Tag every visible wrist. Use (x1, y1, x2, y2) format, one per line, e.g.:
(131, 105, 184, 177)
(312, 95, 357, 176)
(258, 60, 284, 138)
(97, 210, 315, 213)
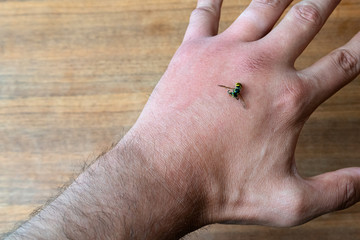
(9, 126, 212, 240)
(126, 98, 236, 227)
(118, 127, 212, 238)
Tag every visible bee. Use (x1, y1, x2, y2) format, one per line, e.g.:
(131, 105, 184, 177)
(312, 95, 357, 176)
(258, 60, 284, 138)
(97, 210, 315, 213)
(218, 82, 246, 108)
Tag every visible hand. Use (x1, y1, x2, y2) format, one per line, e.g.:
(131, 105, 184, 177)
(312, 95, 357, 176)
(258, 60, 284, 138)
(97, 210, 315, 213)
(8, 1, 359, 239)
(129, 0, 360, 227)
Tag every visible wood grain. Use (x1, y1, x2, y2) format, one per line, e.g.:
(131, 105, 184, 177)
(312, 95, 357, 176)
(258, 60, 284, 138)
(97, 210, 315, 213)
(0, 0, 359, 239)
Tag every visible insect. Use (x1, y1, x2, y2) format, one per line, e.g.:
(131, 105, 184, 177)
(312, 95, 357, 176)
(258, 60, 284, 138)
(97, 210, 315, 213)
(218, 82, 246, 108)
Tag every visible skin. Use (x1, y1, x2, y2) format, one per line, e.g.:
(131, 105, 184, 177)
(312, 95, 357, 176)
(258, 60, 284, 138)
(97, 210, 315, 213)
(6, 0, 360, 239)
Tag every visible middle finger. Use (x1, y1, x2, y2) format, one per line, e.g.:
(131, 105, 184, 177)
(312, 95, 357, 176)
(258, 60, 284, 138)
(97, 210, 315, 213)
(224, 0, 293, 41)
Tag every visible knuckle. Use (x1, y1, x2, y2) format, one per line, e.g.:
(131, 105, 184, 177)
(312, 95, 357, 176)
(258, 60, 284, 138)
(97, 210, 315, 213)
(330, 49, 360, 78)
(337, 177, 358, 210)
(293, 2, 322, 26)
(253, 0, 281, 8)
(274, 190, 308, 227)
(287, 197, 307, 226)
(191, 5, 218, 18)
(242, 55, 271, 72)
(276, 79, 308, 115)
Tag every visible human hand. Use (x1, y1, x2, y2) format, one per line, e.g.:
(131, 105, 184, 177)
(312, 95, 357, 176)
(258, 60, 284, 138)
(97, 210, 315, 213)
(129, 0, 360, 228)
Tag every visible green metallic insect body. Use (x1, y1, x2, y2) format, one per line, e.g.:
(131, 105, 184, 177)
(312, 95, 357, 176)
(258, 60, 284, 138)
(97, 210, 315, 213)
(218, 82, 246, 108)
(228, 82, 242, 98)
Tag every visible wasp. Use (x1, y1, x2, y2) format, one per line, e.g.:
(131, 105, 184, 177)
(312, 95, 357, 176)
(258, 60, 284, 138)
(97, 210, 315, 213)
(218, 82, 246, 108)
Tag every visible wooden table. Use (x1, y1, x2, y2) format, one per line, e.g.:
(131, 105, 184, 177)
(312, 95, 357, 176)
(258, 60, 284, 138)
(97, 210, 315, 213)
(0, 0, 359, 239)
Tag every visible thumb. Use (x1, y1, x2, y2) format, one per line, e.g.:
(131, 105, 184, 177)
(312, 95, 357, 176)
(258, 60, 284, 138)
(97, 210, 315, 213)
(306, 168, 360, 217)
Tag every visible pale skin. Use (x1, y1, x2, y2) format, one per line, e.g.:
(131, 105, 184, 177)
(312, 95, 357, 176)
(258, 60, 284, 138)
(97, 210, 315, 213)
(6, 0, 360, 239)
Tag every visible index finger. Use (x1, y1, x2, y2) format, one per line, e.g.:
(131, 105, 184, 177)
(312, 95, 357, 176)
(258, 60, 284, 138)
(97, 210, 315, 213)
(299, 31, 360, 108)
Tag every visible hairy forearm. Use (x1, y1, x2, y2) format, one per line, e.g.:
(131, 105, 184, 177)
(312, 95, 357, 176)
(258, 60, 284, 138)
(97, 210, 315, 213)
(7, 132, 208, 240)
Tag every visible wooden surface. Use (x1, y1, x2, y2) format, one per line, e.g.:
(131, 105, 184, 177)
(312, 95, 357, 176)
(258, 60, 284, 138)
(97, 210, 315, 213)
(0, 0, 359, 239)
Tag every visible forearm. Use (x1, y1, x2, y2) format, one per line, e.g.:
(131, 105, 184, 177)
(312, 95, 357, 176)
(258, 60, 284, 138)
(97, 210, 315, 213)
(7, 131, 208, 240)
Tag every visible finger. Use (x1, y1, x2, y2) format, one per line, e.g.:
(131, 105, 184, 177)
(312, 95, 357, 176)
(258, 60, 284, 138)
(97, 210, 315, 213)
(265, 0, 341, 63)
(224, 0, 293, 41)
(305, 167, 360, 219)
(183, 0, 223, 42)
(299, 31, 360, 107)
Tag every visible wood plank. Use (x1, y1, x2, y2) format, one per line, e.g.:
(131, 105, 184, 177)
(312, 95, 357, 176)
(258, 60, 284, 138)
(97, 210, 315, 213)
(0, 0, 359, 238)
